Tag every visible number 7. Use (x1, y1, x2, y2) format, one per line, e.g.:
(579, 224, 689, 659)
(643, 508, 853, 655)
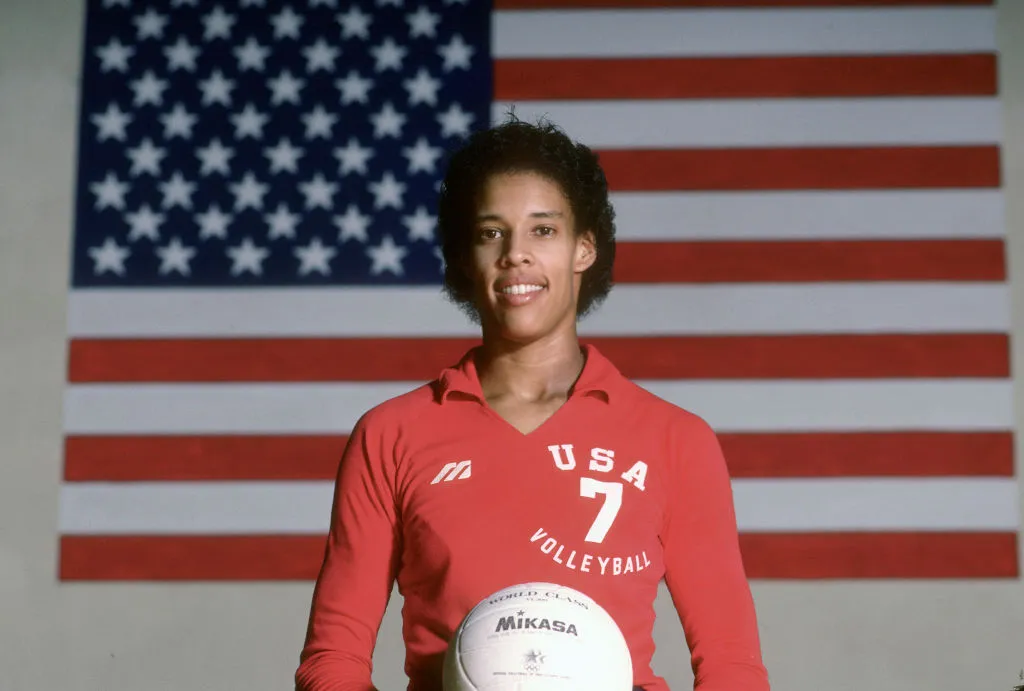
(579, 477, 623, 543)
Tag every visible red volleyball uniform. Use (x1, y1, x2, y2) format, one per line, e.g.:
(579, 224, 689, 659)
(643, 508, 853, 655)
(296, 344, 770, 691)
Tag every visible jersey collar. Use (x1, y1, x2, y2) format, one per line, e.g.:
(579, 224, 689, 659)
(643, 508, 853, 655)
(435, 343, 624, 404)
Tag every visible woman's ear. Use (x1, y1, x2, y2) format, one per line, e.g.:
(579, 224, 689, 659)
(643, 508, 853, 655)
(574, 230, 597, 273)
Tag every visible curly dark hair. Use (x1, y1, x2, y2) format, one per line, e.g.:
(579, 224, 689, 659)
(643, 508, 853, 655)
(436, 114, 617, 323)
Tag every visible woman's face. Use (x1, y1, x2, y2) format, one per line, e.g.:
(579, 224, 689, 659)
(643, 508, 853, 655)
(467, 171, 595, 344)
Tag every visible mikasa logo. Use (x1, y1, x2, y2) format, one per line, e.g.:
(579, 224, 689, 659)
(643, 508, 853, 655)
(431, 460, 472, 484)
(495, 611, 579, 636)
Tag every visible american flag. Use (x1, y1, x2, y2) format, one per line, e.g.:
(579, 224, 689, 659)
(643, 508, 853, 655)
(60, 0, 1019, 581)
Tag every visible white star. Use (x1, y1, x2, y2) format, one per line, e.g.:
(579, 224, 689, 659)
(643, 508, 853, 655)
(268, 70, 304, 105)
(196, 139, 233, 176)
(92, 103, 132, 141)
(371, 102, 405, 139)
(264, 138, 304, 174)
(96, 38, 134, 72)
(336, 6, 371, 39)
(230, 172, 269, 210)
(438, 35, 473, 71)
(404, 68, 440, 106)
(160, 103, 198, 139)
(227, 237, 269, 276)
(438, 103, 474, 138)
(126, 138, 166, 176)
(403, 206, 436, 241)
(295, 237, 337, 276)
(333, 138, 373, 175)
(171, 0, 198, 6)
(406, 7, 439, 38)
(443, 0, 468, 4)
(164, 37, 200, 71)
(377, 0, 403, 6)
(91, 173, 130, 210)
(334, 204, 370, 242)
(134, 9, 167, 40)
(434, 245, 445, 273)
(309, 0, 337, 6)
(156, 237, 197, 275)
(89, 238, 130, 276)
(202, 6, 235, 40)
(403, 137, 442, 174)
(371, 37, 406, 71)
(271, 7, 304, 39)
(231, 104, 268, 139)
(240, 0, 265, 5)
(335, 70, 372, 104)
(299, 173, 337, 210)
(303, 39, 339, 72)
(160, 172, 196, 209)
(125, 204, 165, 241)
(235, 37, 270, 71)
(103, 0, 130, 6)
(265, 203, 300, 240)
(199, 70, 235, 106)
(196, 205, 232, 239)
(366, 235, 407, 276)
(302, 105, 337, 139)
(369, 172, 405, 210)
(130, 71, 168, 107)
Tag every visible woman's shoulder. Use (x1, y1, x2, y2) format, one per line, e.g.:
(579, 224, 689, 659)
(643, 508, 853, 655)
(351, 372, 462, 440)
(616, 377, 715, 434)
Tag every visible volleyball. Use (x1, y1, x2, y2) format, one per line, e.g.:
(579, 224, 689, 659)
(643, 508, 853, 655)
(443, 582, 633, 691)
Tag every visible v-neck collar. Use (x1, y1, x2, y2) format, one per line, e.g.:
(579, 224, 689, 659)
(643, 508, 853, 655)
(433, 343, 621, 439)
(434, 343, 621, 406)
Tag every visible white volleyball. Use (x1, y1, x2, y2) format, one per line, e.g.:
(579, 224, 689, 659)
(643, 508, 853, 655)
(443, 582, 633, 691)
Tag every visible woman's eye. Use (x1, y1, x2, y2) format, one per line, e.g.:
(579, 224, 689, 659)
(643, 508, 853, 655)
(535, 226, 555, 236)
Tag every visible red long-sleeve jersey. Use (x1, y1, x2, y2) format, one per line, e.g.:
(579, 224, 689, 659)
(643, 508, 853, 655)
(296, 344, 770, 691)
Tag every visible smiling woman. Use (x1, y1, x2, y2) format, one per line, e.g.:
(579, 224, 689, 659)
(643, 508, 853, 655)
(471, 172, 589, 342)
(294, 116, 771, 691)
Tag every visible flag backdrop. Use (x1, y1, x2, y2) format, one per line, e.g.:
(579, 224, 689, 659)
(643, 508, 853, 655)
(60, 0, 1020, 581)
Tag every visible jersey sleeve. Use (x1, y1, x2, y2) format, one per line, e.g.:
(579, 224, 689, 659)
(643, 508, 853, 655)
(660, 415, 771, 691)
(295, 409, 403, 691)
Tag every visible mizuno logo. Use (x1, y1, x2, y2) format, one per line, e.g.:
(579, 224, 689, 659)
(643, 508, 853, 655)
(431, 460, 472, 484)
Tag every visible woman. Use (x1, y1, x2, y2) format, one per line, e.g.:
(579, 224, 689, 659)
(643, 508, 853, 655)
(295, 117, 771, 691)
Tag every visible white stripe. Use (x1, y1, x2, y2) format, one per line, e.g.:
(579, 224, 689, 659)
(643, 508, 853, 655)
(62, 380, 1013, 434)
(58, 479, 1020, 534)
(67, 284, 1010, 337)
(59, 482, 335, 535)
(610, 190, 1006, 241)
(493, 8, 996, 57)
(732, 478, 1020, 532)
(493, 98, 1001, 148)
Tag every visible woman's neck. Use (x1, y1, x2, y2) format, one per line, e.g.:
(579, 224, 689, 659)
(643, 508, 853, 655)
(475, 330, 585, 404)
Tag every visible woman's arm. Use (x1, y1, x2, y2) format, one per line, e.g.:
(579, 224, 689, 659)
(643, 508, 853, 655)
(660, 415, 771, 691)
(295, 410, 403, 691)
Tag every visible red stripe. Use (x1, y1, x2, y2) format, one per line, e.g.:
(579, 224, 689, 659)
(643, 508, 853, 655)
(64, 239, 1012, 288)
(615, 239, 1005, 283)
(598, 147, 1000, 191)
(64, 436, 347, 482)
(496, 55, 997, 99)
(67, 334, 1009, 383)
(496, 0, 992, 6)
(59, 535, 328, 581)
(58, 532, 1017, 581)
(740, 532, 1018, 579)
(720, 432, 1014, 478)
(63, 432, 1014, 482)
